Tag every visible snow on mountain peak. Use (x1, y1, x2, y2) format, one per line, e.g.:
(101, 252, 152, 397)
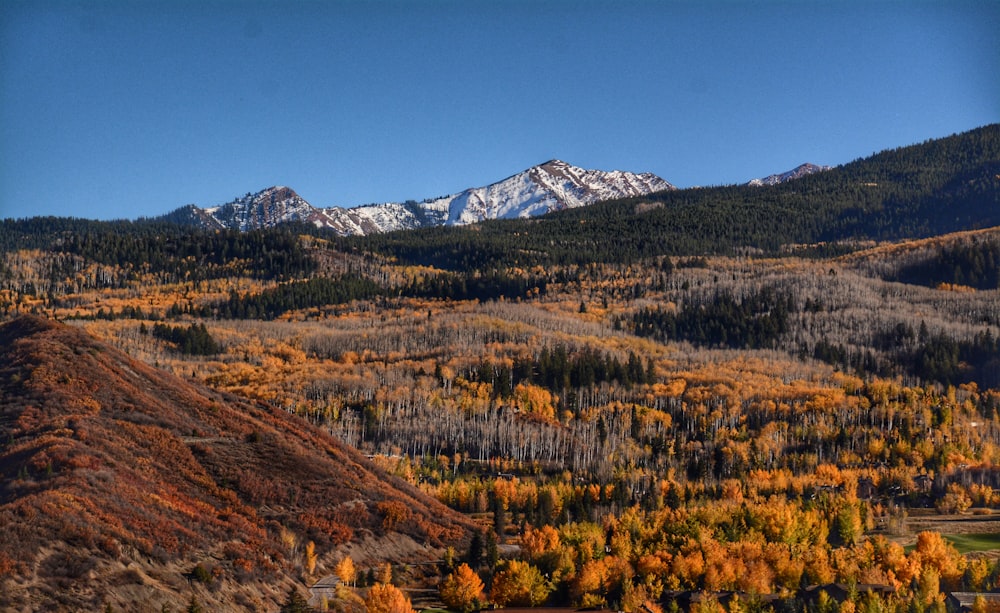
(203, 186, 316, 231)
(747, 163, 831, 186)
(171, 161, 676, 235)
(437, 160, 675, 227)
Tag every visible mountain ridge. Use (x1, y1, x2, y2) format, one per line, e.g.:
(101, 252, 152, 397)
(162, 160, 676, 235)
(343, 124, 1000, 269)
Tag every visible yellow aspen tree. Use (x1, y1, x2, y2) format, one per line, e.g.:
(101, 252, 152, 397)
(304, 541, 317, 576)
(377, 562, 392, 585)
(364, 583, 415, 613)
(439, 563, 485, 613)
(335, 556, 356, 587)
(489, 559, 552, 607)
(520, 524, 561, 559)
(913, 531, 966, 590)
(572, 558, 610, 604)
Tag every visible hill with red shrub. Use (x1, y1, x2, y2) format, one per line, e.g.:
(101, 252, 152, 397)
(0, 316, 473, 611)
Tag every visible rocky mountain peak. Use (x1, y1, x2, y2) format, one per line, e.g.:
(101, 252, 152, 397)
(747, 163, 832, 186)
(164, 161, 676, 235)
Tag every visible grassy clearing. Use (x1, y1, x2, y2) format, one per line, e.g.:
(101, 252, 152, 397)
(942, 533, 1000, 554)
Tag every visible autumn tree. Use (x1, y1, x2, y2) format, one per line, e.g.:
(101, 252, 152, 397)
(281, 526, 298, 556)
(912, 530, 966, 591)
(489, 559, 552, 607)
(834, 499, 863, 547)
(304, 540, 318, 576)
(377, 562, 393, 585)
(520, 524, 561, 560)
(364, 583, 415, 613)
(439, 563, 485, 613)
(335, 556, 357, 587)
(333, 585, 366, 613)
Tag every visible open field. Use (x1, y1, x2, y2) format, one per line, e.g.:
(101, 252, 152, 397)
(897, 509, 1000, 555)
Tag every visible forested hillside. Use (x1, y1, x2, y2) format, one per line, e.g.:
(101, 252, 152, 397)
(341, 124, 1000, 269)
(2, 126, 1000, 612)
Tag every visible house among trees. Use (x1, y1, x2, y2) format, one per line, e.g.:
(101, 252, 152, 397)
(801, 584, 895, 606)
(856, 476, 877, 500)
(663, 590, 780, 611)
(945, 591, 1000, 613)
(914, 474, 933, 493)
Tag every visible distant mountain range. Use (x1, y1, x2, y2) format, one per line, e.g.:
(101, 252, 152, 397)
(346, 125, 999, 269)
(160, 160, 830, 236)
(162, 159, 677, 235)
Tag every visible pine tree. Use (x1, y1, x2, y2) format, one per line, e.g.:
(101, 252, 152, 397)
(280, 588, 313, 613)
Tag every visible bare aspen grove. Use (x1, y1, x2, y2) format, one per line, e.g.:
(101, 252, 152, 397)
(3, 222, 1000, 611)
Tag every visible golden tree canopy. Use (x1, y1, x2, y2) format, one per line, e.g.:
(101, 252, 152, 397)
(489, 559, 552, 607)
(335, 556, 357, 586)
(364, 583, 416, 613)
(439, 563, 485, 613)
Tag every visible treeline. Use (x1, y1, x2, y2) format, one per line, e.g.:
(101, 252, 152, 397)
(0, 218, 317, 285)
(403, 269, 547, 302)
(338, 124, 1000, 270)
(205, 276, 383, 319)
(61, 304, 159, 321)
(813, 325, 1000, 388)
(912, 330, 999, 387)
(193, 269, 545, 321)
(467, 345, 656, 400)
(147, 322, 220, 355)
(892, 237, 1000, 289)
(624, 287, 796, 350)
(4, 126, 997, 282)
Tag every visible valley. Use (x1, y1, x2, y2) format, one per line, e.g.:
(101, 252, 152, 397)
(1, 125, 999, 612)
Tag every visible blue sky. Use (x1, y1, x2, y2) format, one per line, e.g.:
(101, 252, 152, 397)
(1, 0, 997, 221)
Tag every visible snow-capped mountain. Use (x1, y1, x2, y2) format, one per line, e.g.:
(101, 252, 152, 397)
(747, 163, 831, 186)
(319, 200, 445, 236)
(433, 159, 675, 227)
(202, 186, 326, 232)
(165, 161, 674, 235)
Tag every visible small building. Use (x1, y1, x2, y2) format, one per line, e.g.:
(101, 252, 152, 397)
(801, 583, 894, 606)
(913, 474, 933, 493)
(662, 590, 779, 611)
(857, 476, 877, 500)
(946, 591, 1000, 613)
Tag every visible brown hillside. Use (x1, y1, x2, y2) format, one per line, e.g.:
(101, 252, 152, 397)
(0, 315, 473, 612)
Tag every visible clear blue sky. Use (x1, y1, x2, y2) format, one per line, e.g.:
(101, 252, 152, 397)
(1, 0, 997, 221)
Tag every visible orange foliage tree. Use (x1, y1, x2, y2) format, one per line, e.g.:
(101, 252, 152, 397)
(490, 559, 552, 607)
(364, 583, 416, 613)
(439, 563, 485, 613)
(335, 556, 356, 586)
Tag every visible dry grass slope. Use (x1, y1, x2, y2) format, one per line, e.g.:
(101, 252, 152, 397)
(0, 316, 473, 612)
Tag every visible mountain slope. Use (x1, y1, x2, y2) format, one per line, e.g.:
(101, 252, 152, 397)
(165, 160, 674, 235)
(435, 159, 675, 227)
(345, 124, 1000, 269)
(203, 186, 333, 232)
(0, 316, 472, 611)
